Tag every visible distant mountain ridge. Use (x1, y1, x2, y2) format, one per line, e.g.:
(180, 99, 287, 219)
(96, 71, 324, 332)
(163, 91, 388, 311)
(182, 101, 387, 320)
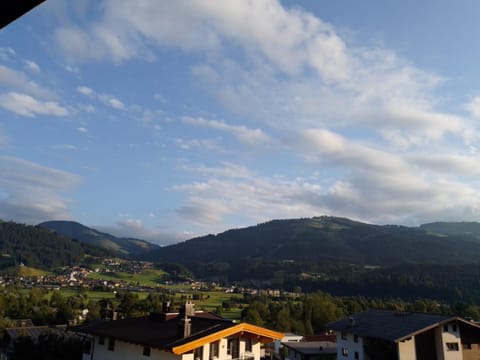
(151, 216, 480, 266)
(420, 221, 480, 239)
(38, 220, 160, 259)
(0, 221, 105, 270)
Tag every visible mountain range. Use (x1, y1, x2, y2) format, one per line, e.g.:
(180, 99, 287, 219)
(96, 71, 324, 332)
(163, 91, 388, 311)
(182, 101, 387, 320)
(150, 216, 480, 266)
(38, 220, 160, 258)
(29, 217, 480, 267)
(3, 216, 480, 301)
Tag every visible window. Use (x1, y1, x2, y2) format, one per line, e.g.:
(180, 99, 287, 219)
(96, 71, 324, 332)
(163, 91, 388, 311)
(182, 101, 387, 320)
(228, 338, 239, 359)
(354, 352, 359, 360)
(210, 342, 219, 359)
(83, 341, 91, 355)
(194, 346, 203, 360)
(245, 338, 252, 352)
(108, 337, 115, 351)
(443, 324, 449, 332)
(452, 323, 457, 332)
(98, 336, 105, 345)
(341, 347, 348, 357)
(143, 346, 151, 357)
(463, 343, 472, 350)
(446, 342, 459, 351)
(341, 331, 347, 340)
(353, 334, 358, 343)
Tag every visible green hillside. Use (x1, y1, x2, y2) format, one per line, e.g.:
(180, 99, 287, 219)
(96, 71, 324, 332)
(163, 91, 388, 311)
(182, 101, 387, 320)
(38, 220, 160, 259)
(152, 216, 480, 266)
(0, 221, 92, 269)
(420, 222, 480, 239)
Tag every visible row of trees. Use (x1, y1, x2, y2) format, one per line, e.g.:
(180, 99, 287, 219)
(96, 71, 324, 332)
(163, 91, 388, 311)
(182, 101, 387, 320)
(3, 287, 480, 338)
(239, 292, 480, 334)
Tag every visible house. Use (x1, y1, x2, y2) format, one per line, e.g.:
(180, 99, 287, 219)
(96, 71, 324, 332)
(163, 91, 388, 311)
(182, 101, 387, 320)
(72, 301, 283, 360)
(327, 309, 480, 360)
(273, 333, 303, 358)
(282, 340, 336, 360)
(273, 332, 337, 360)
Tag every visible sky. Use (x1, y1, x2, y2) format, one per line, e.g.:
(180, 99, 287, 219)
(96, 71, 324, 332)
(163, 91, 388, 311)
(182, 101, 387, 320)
(2, 0, 480, 245)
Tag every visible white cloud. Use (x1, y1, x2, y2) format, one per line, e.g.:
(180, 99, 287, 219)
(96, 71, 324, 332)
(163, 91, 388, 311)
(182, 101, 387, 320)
(412, 154, 480, 176)
(174, 138, 223, 152)
(77, 127, 88, 134)
(108, 97, 125, 110)
(53, 2, 469, 143)
(0, 92, 69, 117)
(23, 59, 40, 73)
(77, 86, 94, 96)
(188, 162, 252, 179)
(77, 85, 125, 110)
(98, 218, 182, 245)
(466, 96, 480, 118)
(173, 176, 325, 230)
(0, 65, 54, 99)
(48, 1, 480, 230)
(0, 156, 81, 223)
(0, 47, 16, 61)
(182, 116, 269, 145)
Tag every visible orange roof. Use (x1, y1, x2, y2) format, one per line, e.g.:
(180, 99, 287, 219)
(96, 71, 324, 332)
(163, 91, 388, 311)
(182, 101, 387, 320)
(171, 323, 284, 355)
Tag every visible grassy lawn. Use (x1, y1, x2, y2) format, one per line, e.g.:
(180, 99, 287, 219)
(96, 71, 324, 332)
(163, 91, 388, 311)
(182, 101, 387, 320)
(87, 269, 167, 287)
(17, 266, 50, 277)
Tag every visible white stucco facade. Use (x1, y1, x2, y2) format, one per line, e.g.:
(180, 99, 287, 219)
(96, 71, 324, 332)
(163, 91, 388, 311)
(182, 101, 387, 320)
(336, 331, 364, 360)
(335, 321, 467, 360)
(397, 336, 415, 360)
(434, 321, 463, 360)
(83, 334, 261, 360)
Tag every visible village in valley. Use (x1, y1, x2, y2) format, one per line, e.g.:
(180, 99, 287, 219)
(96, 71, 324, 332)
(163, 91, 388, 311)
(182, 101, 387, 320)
(3, 1, 480, 359)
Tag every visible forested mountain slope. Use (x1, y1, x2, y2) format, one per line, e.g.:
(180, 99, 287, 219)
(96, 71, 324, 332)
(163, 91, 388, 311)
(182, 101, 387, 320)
(0, 221, 100, 269)
(38, 220, 159, 259)
(152, 216, 480, 266)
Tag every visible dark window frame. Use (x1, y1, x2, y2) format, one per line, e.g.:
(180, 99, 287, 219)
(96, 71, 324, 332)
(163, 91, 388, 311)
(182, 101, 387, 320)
(210, 341, 219, 359)
(108, 337, 115, 351)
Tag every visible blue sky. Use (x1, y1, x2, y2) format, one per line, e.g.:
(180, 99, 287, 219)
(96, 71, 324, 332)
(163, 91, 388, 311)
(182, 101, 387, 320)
(2, 0, 480, 244)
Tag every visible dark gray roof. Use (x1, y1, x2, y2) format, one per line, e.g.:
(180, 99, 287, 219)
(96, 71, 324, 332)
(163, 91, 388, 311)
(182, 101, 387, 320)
(5, 325, 69, 341)
(327, 309, 458, 342)
(72, 312, 235, 349)
(283, 341, 336, 355)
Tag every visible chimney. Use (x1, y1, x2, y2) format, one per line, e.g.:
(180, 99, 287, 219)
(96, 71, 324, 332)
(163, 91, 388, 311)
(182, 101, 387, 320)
(349, 317, 356, 327)
(162, 301, 171, 313)
(178, 316, 192, 338)
(178, 301, 194, 338)
(185, 301, 195, 317)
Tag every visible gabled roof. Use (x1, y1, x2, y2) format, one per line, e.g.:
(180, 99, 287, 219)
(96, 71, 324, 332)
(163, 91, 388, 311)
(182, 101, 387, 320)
(72, 312, 283, 354)
(327, 309, 480, 343)
(170, 323, 284, 354)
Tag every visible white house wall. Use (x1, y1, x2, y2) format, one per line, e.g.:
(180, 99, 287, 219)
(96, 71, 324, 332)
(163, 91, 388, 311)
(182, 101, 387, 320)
(434, 323, 463, 360)
(84, 335, 262, 360)
(85, 336, 181, 360)
(336, 332, 364, 360)
(397, 337, 415, 360)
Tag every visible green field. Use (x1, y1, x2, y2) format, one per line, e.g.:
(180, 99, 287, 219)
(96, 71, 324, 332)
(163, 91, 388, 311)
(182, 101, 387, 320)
(17, 266, 50, 277)
(87, 269, 167, 287)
